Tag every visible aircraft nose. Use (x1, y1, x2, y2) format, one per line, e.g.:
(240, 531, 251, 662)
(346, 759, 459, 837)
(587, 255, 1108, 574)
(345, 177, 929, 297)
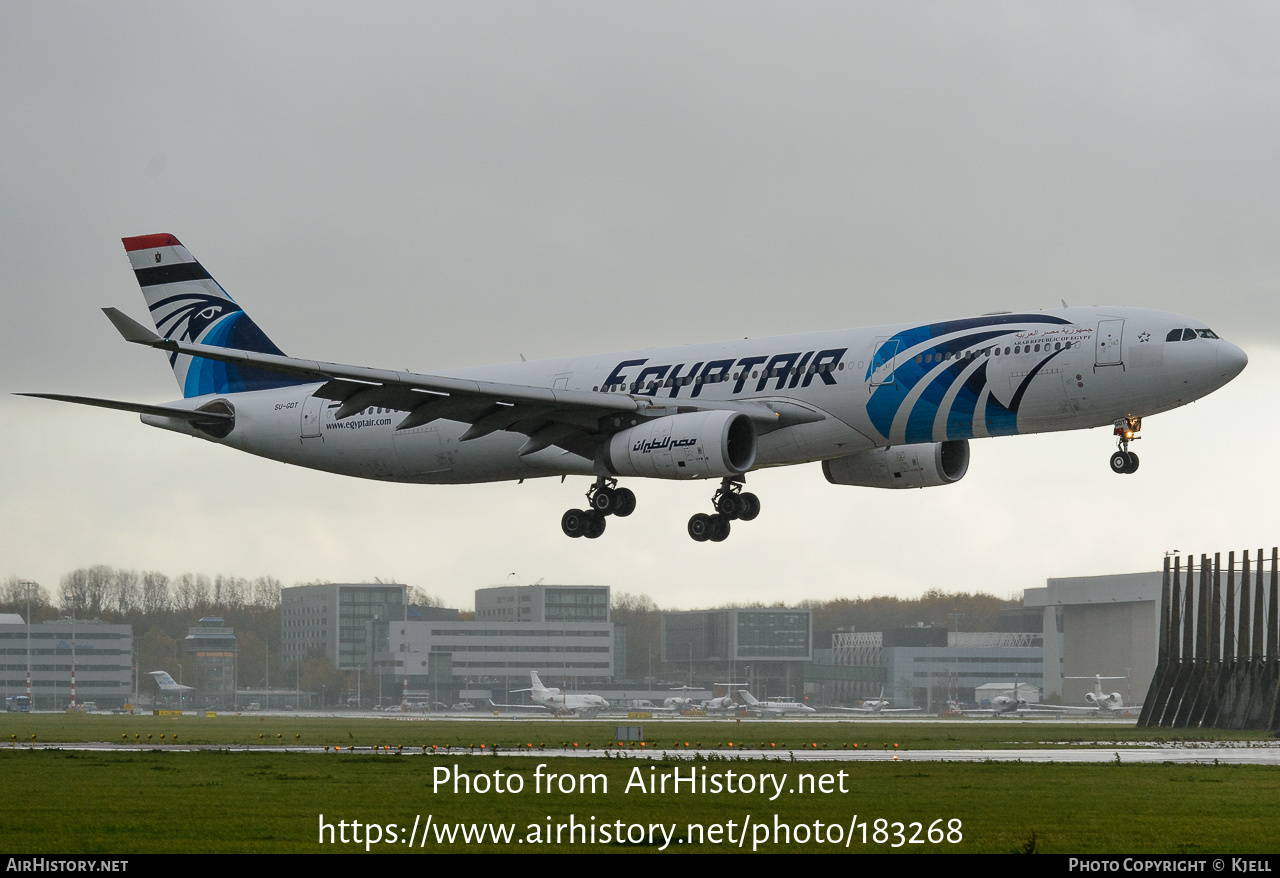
(1218, 342, 1248, 381)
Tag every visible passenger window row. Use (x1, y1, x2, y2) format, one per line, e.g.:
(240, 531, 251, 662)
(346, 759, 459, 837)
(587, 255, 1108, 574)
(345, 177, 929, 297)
(914, 341, 1075, 365)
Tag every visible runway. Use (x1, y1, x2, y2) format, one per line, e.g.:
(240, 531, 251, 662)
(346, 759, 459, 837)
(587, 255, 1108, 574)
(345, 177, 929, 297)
(10, 741, 1280, 764)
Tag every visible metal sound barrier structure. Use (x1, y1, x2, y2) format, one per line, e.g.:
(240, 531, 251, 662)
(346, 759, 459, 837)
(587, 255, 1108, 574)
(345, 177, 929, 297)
(1138, 549, 1280, 730)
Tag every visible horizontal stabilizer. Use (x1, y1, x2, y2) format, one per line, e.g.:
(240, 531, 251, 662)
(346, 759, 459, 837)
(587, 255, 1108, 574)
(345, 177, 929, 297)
(16, 393, 233, 424)
(102, 307, 166, 346)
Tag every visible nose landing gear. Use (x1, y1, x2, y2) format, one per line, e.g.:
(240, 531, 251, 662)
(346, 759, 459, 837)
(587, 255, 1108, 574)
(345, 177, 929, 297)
(1109, 416, 1141, 475)
(688, 478, 761, 542)
(562, 477, 636, 539)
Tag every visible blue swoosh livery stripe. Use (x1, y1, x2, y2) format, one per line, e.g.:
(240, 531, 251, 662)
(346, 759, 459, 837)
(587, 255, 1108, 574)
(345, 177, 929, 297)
(866, 314, 1073, 443)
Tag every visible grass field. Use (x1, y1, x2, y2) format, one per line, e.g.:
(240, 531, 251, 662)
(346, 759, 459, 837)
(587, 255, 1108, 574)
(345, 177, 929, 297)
(2, 713, 1277, 854)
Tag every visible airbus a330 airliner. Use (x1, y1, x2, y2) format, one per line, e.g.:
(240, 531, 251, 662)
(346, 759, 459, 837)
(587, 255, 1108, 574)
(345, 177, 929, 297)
(23, 234, 1247, 542)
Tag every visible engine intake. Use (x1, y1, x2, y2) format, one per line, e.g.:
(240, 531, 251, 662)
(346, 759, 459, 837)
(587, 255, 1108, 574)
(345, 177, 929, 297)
(605, 410, 757, 479)
(822, 440, 969, 489)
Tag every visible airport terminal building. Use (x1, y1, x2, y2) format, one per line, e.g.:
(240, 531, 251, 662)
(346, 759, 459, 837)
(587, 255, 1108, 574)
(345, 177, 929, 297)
(660, 607, 812, 700)
(380, 584, 619, 704)
(816, 628, 1046, 709)
(0, 615, 134, 710)
(281, 583, 408, 671)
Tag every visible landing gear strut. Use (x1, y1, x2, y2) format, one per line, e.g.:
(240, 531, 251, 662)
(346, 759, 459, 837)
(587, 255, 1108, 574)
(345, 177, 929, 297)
(561, 477, 636, 539)
(1109, 416, 1141, 475)
(688, 478, 761, 542)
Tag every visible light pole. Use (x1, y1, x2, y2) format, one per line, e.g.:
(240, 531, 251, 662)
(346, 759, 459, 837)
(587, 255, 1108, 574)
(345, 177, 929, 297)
(20, 580, 36, 710)
(70, 588, 76, 709)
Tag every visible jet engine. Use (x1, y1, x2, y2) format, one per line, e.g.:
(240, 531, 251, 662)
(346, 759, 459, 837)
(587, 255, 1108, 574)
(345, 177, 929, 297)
(604, 410, 757, 479)
(1085, 691, 1122, 706)
(822, 439, 969, 489)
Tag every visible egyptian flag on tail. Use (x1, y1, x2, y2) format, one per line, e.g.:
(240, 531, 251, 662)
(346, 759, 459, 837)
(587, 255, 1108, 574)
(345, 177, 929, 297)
(123, 234, 310, 398)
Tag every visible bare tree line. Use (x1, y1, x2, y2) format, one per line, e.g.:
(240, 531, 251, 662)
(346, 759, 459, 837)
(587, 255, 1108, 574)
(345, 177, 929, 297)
(2, 567, 283, 619)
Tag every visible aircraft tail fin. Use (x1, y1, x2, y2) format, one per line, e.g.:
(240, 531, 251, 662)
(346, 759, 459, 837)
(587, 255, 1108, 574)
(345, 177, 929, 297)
(530, 671, 545, 690)
(739, 690, 760, 705)
(148, 669, 194, 692)
(122, 234, 310, 398)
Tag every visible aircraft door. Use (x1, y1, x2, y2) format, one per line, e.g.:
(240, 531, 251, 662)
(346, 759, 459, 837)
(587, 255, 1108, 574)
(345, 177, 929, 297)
(301, 396, 324, 440)
(1095, 319, 1124, 368)
(870, 337, 899, 387)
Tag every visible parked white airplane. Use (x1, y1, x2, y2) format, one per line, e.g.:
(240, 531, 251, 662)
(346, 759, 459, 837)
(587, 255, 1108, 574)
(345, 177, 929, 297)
(512, 671, 610, 718)
(1066, 675, 1143, 714)
(148, 670, 193, 693)
(829, 687, 923, 715)
(663, 686, 702, 712)
(741, 691, 816, 716)
(987, 690, 1029, 717)
(701, 693, 742, 714)
(972, 680, 1081, 718)
(23, 234, 1247, 541)
(963, 680, 1035, 717)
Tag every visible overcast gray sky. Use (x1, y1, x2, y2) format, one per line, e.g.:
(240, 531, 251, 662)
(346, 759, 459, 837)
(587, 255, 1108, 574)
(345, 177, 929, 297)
(2, 2, 1278, 611)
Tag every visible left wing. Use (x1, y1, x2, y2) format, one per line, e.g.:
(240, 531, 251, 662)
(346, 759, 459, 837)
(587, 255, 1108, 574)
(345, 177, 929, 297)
(102, 308, 818, 460)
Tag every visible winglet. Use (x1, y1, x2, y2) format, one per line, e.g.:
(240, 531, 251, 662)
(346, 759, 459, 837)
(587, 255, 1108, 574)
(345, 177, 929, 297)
(102, 307, 166, 346)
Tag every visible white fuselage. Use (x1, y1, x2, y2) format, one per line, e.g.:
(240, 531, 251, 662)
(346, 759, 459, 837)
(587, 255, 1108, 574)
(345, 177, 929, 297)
(529, 687, 609, 713)
(754, 700, 816, 716)
(142, 306, 1246, 485)
(990, 696, 1024, 715)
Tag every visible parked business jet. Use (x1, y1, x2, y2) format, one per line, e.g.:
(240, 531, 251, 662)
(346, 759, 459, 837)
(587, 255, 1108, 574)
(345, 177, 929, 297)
(961, 680, 1034, 717)
(22, 234, 1247, 541)
(1066, 675, 1143, 714)
(702, 693, 742, 714)
(828, 687, 923, 715)
(512, 671, 610, 718)
(741, 691, 816, 717)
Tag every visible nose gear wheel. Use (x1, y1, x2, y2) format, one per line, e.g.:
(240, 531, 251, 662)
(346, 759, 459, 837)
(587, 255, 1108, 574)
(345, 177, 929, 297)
(1109, 416, 1142, 475)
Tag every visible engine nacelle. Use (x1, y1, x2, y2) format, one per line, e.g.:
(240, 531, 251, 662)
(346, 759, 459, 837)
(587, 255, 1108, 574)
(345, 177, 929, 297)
(822, 440, 969, 489)
(604, 410, 757, 479)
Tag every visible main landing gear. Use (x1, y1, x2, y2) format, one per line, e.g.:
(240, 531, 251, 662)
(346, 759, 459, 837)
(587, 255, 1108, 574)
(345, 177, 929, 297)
(1109, 415, 1142, 475)
(561, 477, 636, 539)
(688, 478, 761, 543)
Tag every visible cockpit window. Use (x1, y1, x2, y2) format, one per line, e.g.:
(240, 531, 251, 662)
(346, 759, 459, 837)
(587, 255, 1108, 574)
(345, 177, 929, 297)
(1182, 328, 1197, 341)
(1197, 329, 1220, 339)
(1166, 329, 1182, 342)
